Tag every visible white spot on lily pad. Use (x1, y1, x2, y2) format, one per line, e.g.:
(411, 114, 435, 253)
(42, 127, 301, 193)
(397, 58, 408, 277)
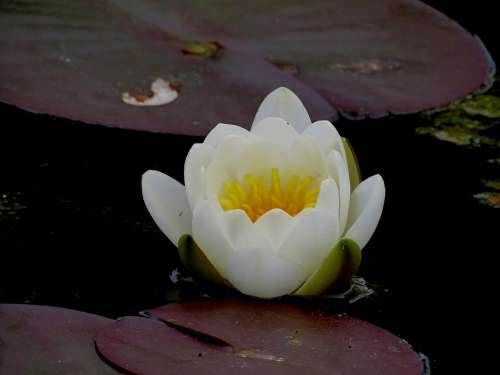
(122, 78, 179, 106)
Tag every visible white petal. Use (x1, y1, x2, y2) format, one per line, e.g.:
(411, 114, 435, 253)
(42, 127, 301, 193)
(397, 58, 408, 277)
(203, 135, 252, 197)
(252, 87, 311, 133)
(192, 198, 233, 278)
(277, 208, 339, 277)
(221, 209, 272, 252)
(328, 150, 351, 234)
(344, 174, 385, 250)
(226, 250, 307, 298)
(316, 178, 340, 221)
(254, 209, 294, 250)
(142, 170, 192, 246)
(251, 117, 299, 148)
(302, 120, 346, 160)
(204, 123, 250, 148)
(214, 135, 252, 177)
(184, 143, 214, 210)
(233, 140, 289, 182)
(204, 154, 231, 200)
(288, 136, 329, 180)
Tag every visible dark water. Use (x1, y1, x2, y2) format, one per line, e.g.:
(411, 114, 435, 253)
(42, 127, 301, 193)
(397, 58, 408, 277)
(0, 1, 498, 374)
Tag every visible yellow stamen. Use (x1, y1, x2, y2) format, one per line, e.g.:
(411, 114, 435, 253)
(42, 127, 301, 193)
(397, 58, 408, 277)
(218, 168, 319, 222)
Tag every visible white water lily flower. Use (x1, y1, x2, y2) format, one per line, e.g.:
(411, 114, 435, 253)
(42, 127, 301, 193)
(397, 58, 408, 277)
(142, 87, 385, 299)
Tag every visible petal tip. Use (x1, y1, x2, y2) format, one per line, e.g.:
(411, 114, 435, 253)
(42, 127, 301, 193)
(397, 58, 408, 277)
(253, 87, 311, 132)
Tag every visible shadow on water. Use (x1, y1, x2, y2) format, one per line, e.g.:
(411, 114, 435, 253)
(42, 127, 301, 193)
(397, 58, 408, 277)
(0, 1, 498, 374)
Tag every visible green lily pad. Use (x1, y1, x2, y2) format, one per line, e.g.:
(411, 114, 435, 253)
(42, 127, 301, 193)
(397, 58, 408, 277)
(416, 78, 500, 149)
(415, 125, 499, 147)
(481, 179, 500, 190)
(178, 234, 230, 287)
(293, 239, 361, 297)
(342, 137, 361, 191)
(461, 95, 500, 118)
(432, 110, 490, 130)
(0, 193, 26, 222)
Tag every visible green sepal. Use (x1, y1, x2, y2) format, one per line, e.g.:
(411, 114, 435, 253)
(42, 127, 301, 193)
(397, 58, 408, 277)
(293, 238, 361, 297)
(342, 137, 361, 192)
(177, 234, 231, 286)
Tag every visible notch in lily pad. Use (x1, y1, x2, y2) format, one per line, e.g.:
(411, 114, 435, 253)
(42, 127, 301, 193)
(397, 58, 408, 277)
(181, 40, 224, 58)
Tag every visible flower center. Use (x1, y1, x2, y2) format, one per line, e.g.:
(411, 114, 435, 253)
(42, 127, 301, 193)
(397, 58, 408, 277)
(218, 168, 319, 222)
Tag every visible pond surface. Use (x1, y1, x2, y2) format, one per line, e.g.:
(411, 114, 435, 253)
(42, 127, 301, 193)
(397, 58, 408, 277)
(0, 1, 498, 374)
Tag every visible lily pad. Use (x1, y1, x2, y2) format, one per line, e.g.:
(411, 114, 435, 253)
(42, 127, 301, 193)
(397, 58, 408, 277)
(0, 0, 335, 136)
(416, 88, 500, 148)
(415, 125, 499, 147)
(133, 299, 424, 375)
(461, 95, 500, 118)
(198, 0, 494, 118)
(96, 316, 303, 374)
(0, 304, 120, 375)
(0, 0, 494, 135)
(481, 179, 500, 190)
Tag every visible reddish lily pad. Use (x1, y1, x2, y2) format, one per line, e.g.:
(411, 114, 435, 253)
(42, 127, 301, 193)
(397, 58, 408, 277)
(0, 304, 120, 375)
(96, 316, 305, 375)
(215, 0, 494, 118)
(0, 1, 494, 135)
(0, 0, 335, 136)
(97, 299, 424, 374)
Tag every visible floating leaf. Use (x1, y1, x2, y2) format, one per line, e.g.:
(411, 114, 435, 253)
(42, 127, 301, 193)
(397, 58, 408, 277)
(416, 96, 500, 148)
(0, 0, 494, 134)
(481, 179, 500, 190)
(0, 304, 120, 375)
(461, 95, 500, 118)
(432, 110, 490, 130)
(0, 193, 26, 222)
(96, 316, 305, 375)
(0, 0, 335, 136)
(124, 299, 424, 375)
(416, 123, 499, 147)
